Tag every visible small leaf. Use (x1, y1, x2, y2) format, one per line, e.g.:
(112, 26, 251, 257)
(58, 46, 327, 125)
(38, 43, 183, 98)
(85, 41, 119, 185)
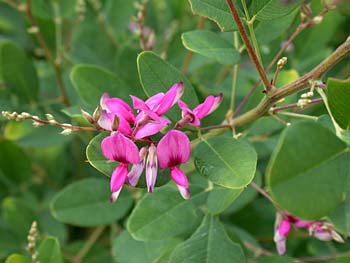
(188, 0, 239, 31)
(137, 51, 199, 108)
(267, 121, 349, 219)
(207, 186, 243, 215)
(194, 136, 257, 188)
(0, 41, 38, 103)
(70, 64, 130, 107)
(5, 254, 31, 263)
(169, 215, 246, 263)
(50, 178, 133, 226)
(38, 236, 63, 263)
(182, 30, 240, 65)
(127, 185, 206, 241)
(327, 78, 350, 129)
(112, 231, 181, 263)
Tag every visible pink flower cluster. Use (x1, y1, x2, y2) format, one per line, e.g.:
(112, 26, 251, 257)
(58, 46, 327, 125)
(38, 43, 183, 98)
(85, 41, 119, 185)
(99, 82, 223, 202)
(274, 212, 344, 255)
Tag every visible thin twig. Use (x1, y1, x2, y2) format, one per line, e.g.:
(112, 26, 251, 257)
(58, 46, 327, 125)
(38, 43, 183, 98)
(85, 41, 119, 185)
(270, 98, 323, 113)
(296, 252, 350, 263)
(233, 6, 332, 116)
(250, 182, 277, 205)
(226, 0, 271, 92)
(181, 17, 206, 74)
(276, 111, 319, 121)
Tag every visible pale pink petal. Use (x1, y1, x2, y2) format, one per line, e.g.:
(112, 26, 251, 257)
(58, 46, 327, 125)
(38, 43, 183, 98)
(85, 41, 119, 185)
(274, 233, 287, 256)
(105, 98, 135, 123)
(157, 130, 190, 169)
(170, 167, 188, 187)
(154, 82, 184, 115)
(127, 147, 148, 186)
(134, 122, 166, 139)
(193, 93, 223, 119)
(146, 144, 158, 192)
(177, 185, 190, 200)
(98, 110, 112, 130)
(100, 93, 110, 110)
(110, 188, 122, 203)
(101, 132, 140, 164)
(312, 228, 332, 241)
(110, 164, 128, 192)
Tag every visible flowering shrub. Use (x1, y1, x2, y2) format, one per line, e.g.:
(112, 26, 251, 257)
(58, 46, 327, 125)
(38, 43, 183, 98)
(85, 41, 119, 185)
(0, 0, 350, 263)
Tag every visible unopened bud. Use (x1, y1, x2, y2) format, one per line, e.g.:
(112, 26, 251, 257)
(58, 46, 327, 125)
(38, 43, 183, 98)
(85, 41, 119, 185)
(61, 128, 73, 135)
(331, 230, 344, 243)
(93, 106, 102, 122)
(81, 109, 94, 124)
(21, 112, 31, 118)
(45, 113, 55, 121)
(27, 26, 39, 34)
(111, 115, 119, 131)
(312, 16, 323, 25)
(301, 3, 312, 17)
(277, 57, 288, 68)
(49, 119, 57, 125)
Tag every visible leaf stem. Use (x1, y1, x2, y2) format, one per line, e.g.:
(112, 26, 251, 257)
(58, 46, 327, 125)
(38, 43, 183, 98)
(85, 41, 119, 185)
(228, 32, 240, 115)
(276, 111, 319, 121)
(226, 0, 271, 92)
(270, 98, 323, 113)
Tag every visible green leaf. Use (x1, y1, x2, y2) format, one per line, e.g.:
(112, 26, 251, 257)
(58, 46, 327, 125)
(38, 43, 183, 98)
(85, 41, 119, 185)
(5, 254, 31, 263)
(327, 78, 350, 129)
(169, 215, 245, 263)
(70, 64, 130, 107)
(267, 121, 349, 219)
(0, 41, 38, 103)
(0, 139, 31, 184)
(112, 231, 181, 263)
(256, 256, 295, 263)
(194, 136, 257, 188)
(207, 186, 243, 215)
(127, 185, 206, 241)
(188, 0, 238, 31)
(182, 30, 240, 65)
(86, 133, 116, 177)
(50, 178, 133, 226)
(38, 236, 63, 263)
(249, 0, 301, 21)
(137, 51, 199, 109)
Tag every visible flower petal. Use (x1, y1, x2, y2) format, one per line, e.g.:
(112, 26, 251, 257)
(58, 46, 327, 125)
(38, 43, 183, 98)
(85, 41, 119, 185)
(127, 147, 148, 186)
(170, 167, 188, 187)
(101, 132, 140, 164)
(157, 130, 190, 168)
(177, 185, 190, 200)
(100, 93, 110, 110)
(193, 93, 223, 120)
(97, 109, 113, 131)
(110, 188, 122, 203)
(134, 122, 166, 139)
(274, 232, 287, 256)
(110, 163, 128, 192)
(105, 98, 135, 123)
(146, 144, 158, 192)
(145, 93, 164, 109)
(154, 82, 184, 115)
(278, 219, 291, 237)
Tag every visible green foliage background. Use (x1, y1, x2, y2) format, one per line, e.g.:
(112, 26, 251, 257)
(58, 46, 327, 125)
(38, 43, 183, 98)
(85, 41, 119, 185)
(0, 0, 350, 262)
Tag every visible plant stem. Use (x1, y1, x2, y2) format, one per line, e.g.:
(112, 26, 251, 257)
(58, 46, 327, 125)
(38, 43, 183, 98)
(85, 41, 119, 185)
(241, 0, 262, 64)
(270, 98, 323, 113)
(22, 0, 70, 106)
(228, 32, 240, 114)
(226, 0, 271, 92)
(276, 111, 319, 121)
(233, 6, 332, 116)
(181, 17, 206, 74)
(74, 226, 105, 263)
(296, 252, 350, 263)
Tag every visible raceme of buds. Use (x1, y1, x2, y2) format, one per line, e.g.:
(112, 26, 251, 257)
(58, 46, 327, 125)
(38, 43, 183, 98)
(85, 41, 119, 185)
(274, 212, 344, 255)
(98, 82, 223, 202)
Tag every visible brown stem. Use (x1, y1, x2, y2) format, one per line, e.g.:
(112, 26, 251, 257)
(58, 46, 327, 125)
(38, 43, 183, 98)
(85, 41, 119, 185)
(181, 17, 206, 74)
(226, 0, 271, 92)
(250, 182, 277, 205)
(270, 98, 323, 113)
(233, 6, 331, 116)
(22, 0, 70, 106)
(296, 252, 350, 263)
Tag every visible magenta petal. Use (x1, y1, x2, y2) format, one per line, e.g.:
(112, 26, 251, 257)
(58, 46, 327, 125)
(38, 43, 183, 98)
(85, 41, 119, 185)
(146, 144, 158, 192)
(157, 130, 190, 169)
(105, 98, 135, 123)
(155, 82, 184, 115)
(294, 219, 312, 228)
(145, 93, 164, 109)
(101, 132, 140, 164)
(131, 95, 150, 111)
(193, 93, 223, 120)
(170, 167, 188, 187)
(110, 163, 128, 192)
(278, 219, 291, 237)
(134, 122, 166, 139)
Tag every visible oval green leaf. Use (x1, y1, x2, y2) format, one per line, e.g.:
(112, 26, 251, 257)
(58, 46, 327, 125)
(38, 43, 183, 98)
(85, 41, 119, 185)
(38, 236, 63, 263)
(50, 178, 133, 226)
(5, 254, 31, 263)
(194, 136, 257, 189)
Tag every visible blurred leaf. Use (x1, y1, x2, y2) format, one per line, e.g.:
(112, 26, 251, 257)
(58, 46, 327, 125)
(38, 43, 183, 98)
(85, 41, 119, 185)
(327, 78, 350, 129)
(38, 236, 63, 263)
(182, 30, 240, 65)
(188, 0, 238, 31)
(86, 133, 116, 177)
(64, 241, 113, 263)
(249, 0, 301, 21)
(0, 139, 31, 184)
(137, 51, 199, 108)
(256, 256, 295, 263)
(31, 0, 77, 19)
(0, 226, 21, 259)
(267, 121, 349, 219)
(50, 178, 133, 226)
(207, 186, 243, 215)
(169, 215, 245, 263)
(5, 254, 31, 263)
(127, 185, 206, 241)
(194, 136, 257, 188)
(70, 64, 130, 107)
(0, 41, 38, 103)
(113, 231, 181, 263)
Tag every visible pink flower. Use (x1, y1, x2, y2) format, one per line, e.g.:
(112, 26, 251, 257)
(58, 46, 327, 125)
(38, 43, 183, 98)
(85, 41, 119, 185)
(131, 82, 184, 138)
(157, 130, 190, 199)
(146, 144, 158, 192)
(176, 93, 223, 128)
(127, 147, 148, 187)
(101, 132, 140, 202)
(98, 93, 134, 135)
